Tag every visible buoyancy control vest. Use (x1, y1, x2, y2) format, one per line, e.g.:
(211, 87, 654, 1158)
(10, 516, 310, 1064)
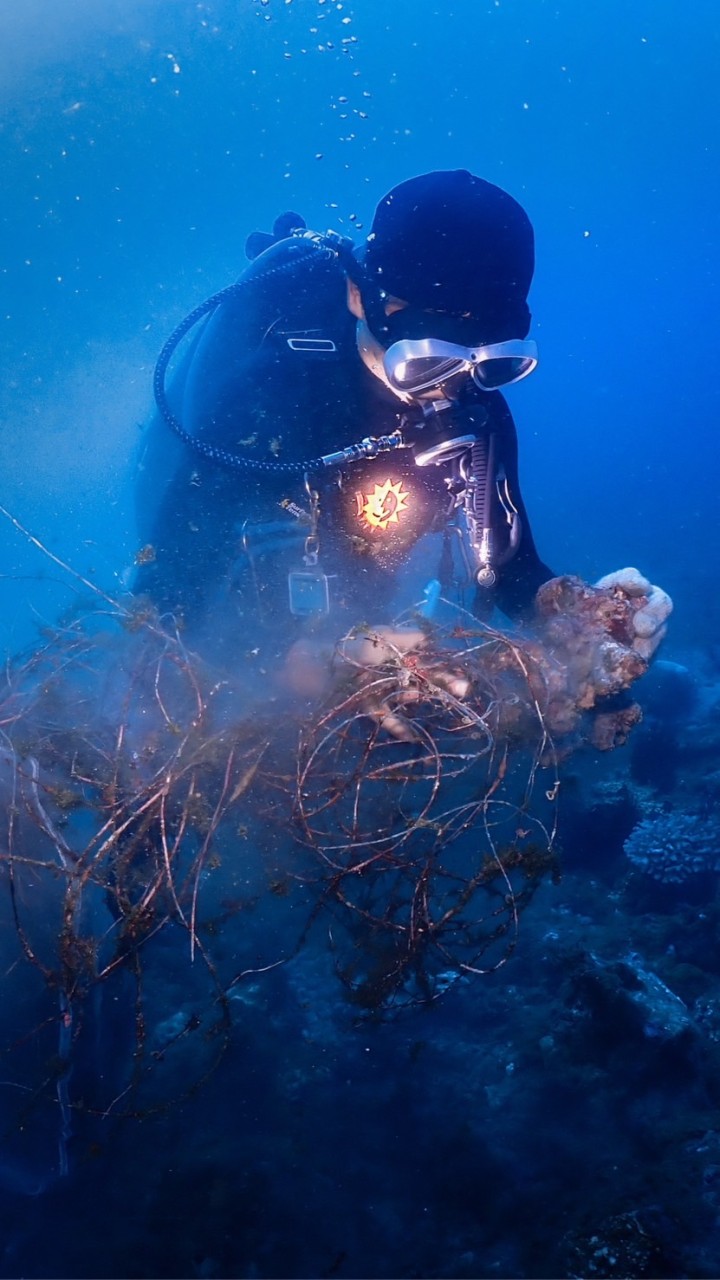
(153, 228, 528, 619)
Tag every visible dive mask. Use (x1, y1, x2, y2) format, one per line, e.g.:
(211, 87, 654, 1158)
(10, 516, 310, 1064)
(383, 336, 538, 399)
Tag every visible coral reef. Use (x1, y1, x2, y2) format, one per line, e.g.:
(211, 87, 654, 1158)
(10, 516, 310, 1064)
(561, 1209, 678, 1279)
(624, 810, 720, 884)
(532, 574, 648, 721)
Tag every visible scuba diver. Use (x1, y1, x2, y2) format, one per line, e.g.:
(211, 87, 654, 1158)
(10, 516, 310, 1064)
(134, 169, 671, 689)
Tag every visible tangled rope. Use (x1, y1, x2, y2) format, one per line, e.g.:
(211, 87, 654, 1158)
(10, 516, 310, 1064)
(0, 543, 650, 1174)
(291, 575, 648, 1009)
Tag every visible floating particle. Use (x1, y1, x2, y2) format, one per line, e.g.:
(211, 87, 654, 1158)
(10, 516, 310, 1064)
(348, 212, 357, 221)
(583, 230, 591, 238)
(357, 111, 368, 119)
(362, 90, 372, 97)
(338, 95, 348, 102)
(315, 153, 323, 159)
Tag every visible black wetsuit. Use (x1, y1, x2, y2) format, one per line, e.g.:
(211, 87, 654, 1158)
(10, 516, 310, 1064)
(134, 238, 552, 651)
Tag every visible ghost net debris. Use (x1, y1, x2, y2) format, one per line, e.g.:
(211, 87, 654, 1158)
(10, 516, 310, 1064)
(293, 575, 648, 1012)
(0, 559, 649, 1174)
(0, 609, 282, 1181)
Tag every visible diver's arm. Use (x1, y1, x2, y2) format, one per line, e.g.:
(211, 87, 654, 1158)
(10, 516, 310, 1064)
(487, 395, 554, 621)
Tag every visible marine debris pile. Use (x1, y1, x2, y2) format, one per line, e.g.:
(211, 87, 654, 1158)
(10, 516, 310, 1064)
(0, 573, 649, 1170)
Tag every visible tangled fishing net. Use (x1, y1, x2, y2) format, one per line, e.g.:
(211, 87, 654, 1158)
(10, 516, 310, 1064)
(0, 518, 650, 1179)
(295, 574, 646, 1009)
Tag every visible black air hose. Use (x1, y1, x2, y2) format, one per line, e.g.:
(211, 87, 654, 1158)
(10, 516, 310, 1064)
(152, 241, 337, 475)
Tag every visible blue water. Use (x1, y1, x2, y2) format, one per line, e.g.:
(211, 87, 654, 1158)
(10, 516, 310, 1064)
(0, 2, 719, 1276)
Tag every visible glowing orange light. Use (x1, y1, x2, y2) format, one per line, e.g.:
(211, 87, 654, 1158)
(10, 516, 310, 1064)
(356, 477, 411, 532)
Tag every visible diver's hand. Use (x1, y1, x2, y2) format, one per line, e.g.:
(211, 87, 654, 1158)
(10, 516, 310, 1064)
(277, 630, 429, 707)
(338, 624, 426, 670)
(595, 568, 673, 661)
(279, 638, 335, 700)
(336, 625, 471, 741)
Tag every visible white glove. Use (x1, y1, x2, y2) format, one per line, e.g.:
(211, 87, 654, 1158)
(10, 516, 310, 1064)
(337, 625, 471, 741)
(595, 568, 673, 661)
(338, 624, 427, 669)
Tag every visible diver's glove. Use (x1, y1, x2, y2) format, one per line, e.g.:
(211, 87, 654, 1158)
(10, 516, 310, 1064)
(336, 625, 471, 742)
(594, 568, 673, 661)
(279, 626, 470, 741)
